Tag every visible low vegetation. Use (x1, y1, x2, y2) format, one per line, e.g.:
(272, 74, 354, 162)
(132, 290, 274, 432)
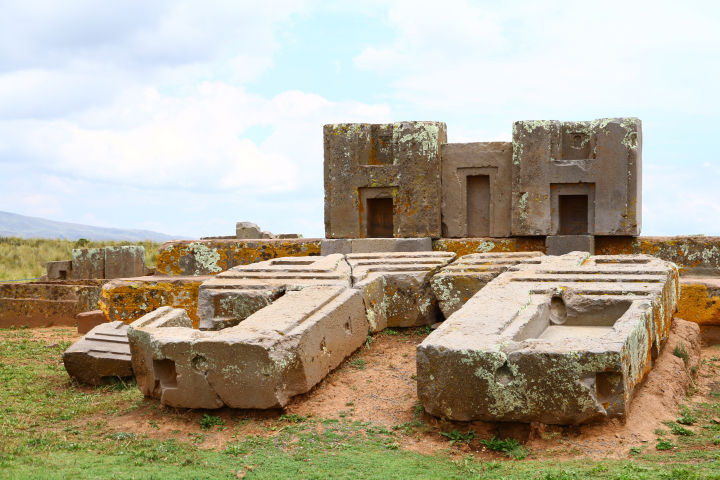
(2, 328, 720, 478)
(0, 236, 161, 281)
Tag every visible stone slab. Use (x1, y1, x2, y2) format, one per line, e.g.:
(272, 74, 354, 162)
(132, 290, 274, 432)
(47, 261, 73, 280)
(72, 248, 105, 279)
(0, 281, 103, 329)
(320, 239, 352, 256)
(431, 252, 544, 318)
(63, 321, 133, 385)
(99, 276, 210, 328)
(128, 286, 368, 409)
(324, 121, 446, 239)
(511, 118, 642, 236)
(546, 235, 595, 256)
(351, 238, 432, 253)
(677, 277, 720, 332)
(347, 252, 456, 332)
(105, 246, 145, 279)
(432, 237, 547, 257)
(418, 253, 679, 424)
(77, 309, 108, 334)
(441, 142, 513, 238)
(155, 239, 322, 276)
(198, 254, 351, 330)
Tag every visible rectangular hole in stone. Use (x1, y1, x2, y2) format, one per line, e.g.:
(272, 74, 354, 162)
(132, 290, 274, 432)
(153, 359, 177, 388)
(59, 270, 67, 280)
(367, 197, 394, 238)
(368, 124, 394, 165)
(559, 195, 588, 235)
(467, 175, 490, 237)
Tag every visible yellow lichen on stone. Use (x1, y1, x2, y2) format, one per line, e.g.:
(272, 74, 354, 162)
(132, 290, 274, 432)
(677, 283, 720, 326)
(99, 278, 208, 328)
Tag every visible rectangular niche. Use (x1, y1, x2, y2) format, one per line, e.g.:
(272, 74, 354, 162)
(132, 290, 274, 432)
(550, 183, 595, 235)
(466, 175, 491, 237)
(359, 187, 396, 238)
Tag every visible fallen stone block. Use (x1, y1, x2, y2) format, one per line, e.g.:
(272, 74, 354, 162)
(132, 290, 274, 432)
(47, 261, 73, 280)
(128, 285, 368, 409)
(418, 253, 679, 424)
(99, 276, 210, 328)
(546, 235, 595, 256)
(63, 321, 133, 385)
(77, 309, 108, 334)
(198, 254, 351, 330)
(236, 221, 262, 239)
(72, 248, 105, 279)
(347, 252, 455, 332)
(105, 246, 146, 279)
(431, 252, 544, 318)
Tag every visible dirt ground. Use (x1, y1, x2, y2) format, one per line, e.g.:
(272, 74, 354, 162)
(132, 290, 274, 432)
(34, 317, 718, 460)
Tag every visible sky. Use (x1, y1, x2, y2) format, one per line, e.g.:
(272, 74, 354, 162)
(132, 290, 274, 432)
(1, 0, 719, 239)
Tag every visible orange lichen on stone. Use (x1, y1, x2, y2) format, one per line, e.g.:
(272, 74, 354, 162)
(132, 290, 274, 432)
(432, 237, 546, 257)
(99, 277, 210, 328)
(595, 236, 720, 277)
(677, 280, 720, 327)
(155, 239, 322, 276)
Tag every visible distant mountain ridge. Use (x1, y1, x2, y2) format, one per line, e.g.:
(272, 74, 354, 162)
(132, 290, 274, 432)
(0, 211, 189, 242)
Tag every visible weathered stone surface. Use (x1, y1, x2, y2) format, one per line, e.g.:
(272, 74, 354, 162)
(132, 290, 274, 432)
(236, 221, 262, 239)
(198, 254, 351, 330)
(0, 280, 104, 329)
(432, 237, 547, 257)
(351, 238, 432, 253)
(128, 286, 368, 409)
(99, 276, 209, 328)
(324, 121, 447, 239)
(63, 321, 133, 385)
(105, 246, 145, 279)
(441, 142, 513, 238)
(278, 234, 300, 239)
(155, 239, 322, 276)
(546, 235, 595, 256)
(418, 253, 678, 424)
(431, 252, 544, 318)
(677, 278, 720, 337)
(72, 248, 105, 279)
(511, 118, 642, 236)
(347, 252, 456, 332)
(47, 261, 72, 280)
(261, 231, 276, 239)
(596, 236, 720, 277)
(320, 239, 352, 256)
(77, 309, 108, 334)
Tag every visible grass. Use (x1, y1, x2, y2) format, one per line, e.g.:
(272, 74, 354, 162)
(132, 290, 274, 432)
(0, 236, 161, 281)
(3, 328, 720, 479)
(673, 341, 690, 366)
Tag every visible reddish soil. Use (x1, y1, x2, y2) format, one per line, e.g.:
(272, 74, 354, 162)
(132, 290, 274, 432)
(24, 318, 717, 460)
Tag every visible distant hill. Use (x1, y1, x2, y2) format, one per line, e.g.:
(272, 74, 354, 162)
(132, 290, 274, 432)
(0, 211, 189, 242)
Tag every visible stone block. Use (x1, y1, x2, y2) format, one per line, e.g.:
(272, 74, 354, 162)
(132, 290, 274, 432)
(677, 278, 720, 337)
(320, 239, 352, 256)
(63, 321, 133, 385)
(417, 253, 679, 424)
(440, 142, 513, 238)
(47, 261, 73, 280)
(546, 235, 595, 256)
(105, 246, 145, 279)
(324, 121, 446, 239)
(278, 234, 300, 239)
(0, 281, 103, 329)
(347, 252, 456, 332)
(128, 286, 368, 409)
(198, 254, 351, 330)
(432, 237, 547, 257)
(351, 238, 432, 253)
(155, 239, 322, 276)
(511, 118, 642, 236)
(431, 252, 544, 318)
(99, 276, 210, 328)
(72, 248, 105, 279)
(77, 309, 108, 334)
(236, 221, 262, 239)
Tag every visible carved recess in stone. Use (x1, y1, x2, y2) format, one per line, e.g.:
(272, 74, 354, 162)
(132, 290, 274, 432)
(417, 253, 679, 425)
(431, 252, 544, 318)
(347, 252, 456, 332)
